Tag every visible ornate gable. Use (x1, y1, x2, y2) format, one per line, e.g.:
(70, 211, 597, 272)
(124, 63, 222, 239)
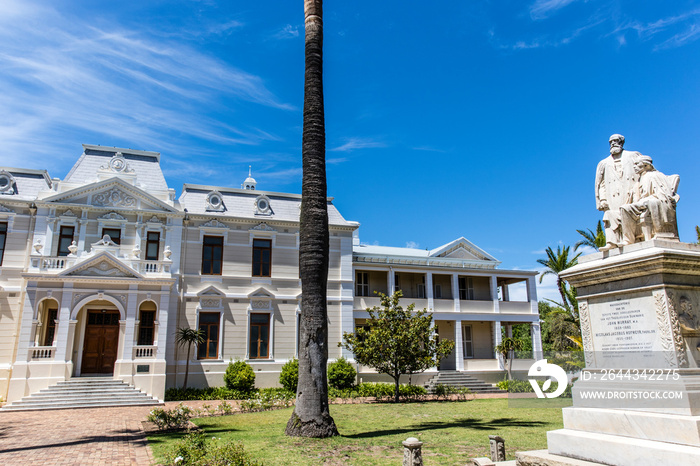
(43, 178, 176, 212)
(58, 252, 143, 279)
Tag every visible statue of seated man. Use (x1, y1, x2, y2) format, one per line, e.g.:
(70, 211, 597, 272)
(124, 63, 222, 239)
(620, 156, 680, 245)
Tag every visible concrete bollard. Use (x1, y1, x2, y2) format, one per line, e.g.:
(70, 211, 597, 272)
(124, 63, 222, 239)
(402, 437, 423, 466)
(488, 435, 506, 462)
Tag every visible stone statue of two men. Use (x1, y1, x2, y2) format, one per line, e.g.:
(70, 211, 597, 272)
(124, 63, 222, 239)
(595, 134, 680, 251)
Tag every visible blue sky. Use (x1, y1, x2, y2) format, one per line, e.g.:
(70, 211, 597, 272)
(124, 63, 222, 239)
(2, 0, 700, 303)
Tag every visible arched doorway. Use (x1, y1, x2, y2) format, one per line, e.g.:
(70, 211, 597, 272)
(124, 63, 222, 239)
(81, 309, 121, 374)
(72, 295, 125, 376)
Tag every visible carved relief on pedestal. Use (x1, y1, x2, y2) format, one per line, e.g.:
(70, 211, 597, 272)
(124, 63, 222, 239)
(654, 290, 688, 368)
(578, 301, 595, 367)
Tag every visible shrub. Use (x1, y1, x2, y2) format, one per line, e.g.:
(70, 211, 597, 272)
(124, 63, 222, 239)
(279, 358, 299, 393)
(329, 382, 427, 400)
(239, 390, 295, 413)
(165, 387, 249, 401)
(224, 360, 255, 392)
(147, 403, 194, 430)
(497, 378, 572, 397)
(165, 431, 262, 466)
(327, 357, 356, 390)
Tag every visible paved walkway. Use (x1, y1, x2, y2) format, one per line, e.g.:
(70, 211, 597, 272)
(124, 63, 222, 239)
(0, 394, 507, 465)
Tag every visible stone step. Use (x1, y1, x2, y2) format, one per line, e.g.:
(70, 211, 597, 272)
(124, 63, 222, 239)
(2, 377, 162, 411)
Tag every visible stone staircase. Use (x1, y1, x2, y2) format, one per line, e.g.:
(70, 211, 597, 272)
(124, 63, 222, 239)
(425, 371, 505, 394)
(2, 377, 163, 411)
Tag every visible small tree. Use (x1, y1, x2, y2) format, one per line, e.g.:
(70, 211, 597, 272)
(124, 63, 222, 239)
(495, 337, 525, 380)
(224, 360, 256, 392)
(175, 327, 205, 389)
(327, 357, 356, 390)
(280, 358, 299, 393)
(341, 291, 454, 402)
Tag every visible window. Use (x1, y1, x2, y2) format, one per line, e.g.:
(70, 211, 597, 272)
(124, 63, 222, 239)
(202, 236, 223, 275)
(416, 276, 426, 299)
(434, 284, 442, 299)
(249, 313, 270, 359)
(138, 310, 156, 346)
(198, 312, 220, 359)
(462, 325, 474, 358)
(459, 277, 474, 300)
(145, 231, 160, 260)
(0, 222, 6, 265)
(42, 308, 58, 346)
(394, 273, 401, 292)
(57, 225, 75, 256)
(101, 227, 121, 245)
(252, 239, 271, 277)
(355, 272, 369, 297)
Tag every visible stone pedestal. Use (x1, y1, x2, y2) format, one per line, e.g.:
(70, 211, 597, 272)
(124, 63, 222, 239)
(519, 241, 700, 466)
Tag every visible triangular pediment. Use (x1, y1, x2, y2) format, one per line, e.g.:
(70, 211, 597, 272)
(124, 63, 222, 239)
(429, 237, 499, 263)
(58, 251, 144, 279)
(248, 286, 274, 299)
(197, 285, 225, 297)
(43, 178, 177, 213)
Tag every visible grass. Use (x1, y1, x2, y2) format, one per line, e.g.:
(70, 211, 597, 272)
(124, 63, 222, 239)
(148, 399, 563, 465)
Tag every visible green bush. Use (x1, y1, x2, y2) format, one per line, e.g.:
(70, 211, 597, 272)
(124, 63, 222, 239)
(147, 403, 194, 430)
(165, 431, 262, 465)
(239, 389, 295, 413)
(329, 382, 427, 400)
(327, 357, 356, 390)
(224, 360, 255, 392)
(497, 378, 572, 397)
(279, 358, 299, 393)
(165, 387, 249, 401)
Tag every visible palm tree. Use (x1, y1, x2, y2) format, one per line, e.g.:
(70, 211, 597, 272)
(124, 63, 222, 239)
(574, 221, 606, 251)
(495, 337, 525, 380)
(175, 327, 204, 390)
(537, 245, 581, 316)
(285, 0, 338, 438)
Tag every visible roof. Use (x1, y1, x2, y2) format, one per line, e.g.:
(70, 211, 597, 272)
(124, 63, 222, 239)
(63, 144, 169, 192)
(0, 167, 53, 201)
(179, 184, 355, 227)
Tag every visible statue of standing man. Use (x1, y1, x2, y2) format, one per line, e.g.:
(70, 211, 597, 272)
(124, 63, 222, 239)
(595, 134, 642, 251)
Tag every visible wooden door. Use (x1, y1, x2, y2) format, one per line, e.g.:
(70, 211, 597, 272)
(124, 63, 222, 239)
(81, 310, 120, 374)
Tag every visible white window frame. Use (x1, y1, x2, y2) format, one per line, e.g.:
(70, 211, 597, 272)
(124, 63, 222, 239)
(462, 324, 474, 358)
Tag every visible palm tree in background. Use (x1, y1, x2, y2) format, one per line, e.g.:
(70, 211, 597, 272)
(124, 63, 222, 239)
(575, 221, 606, 251)
(537, 245, 581, 317)
(285, 0, 338, 438)
(495, 337, 525, 380)
(175, 327, 204, 389)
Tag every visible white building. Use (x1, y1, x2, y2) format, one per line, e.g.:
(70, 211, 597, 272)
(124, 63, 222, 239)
(0, 145, 541, 405)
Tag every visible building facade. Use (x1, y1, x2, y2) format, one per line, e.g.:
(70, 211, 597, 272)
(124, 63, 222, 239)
(0, 145, 541, 404)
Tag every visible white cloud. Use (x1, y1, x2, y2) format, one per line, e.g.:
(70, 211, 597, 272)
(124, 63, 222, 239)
(273, 24, 300, 40)
(0, 2, 293, 170)
(330, 137, 387, 152)
(529, 0, 579, 21)
(405, 241, 420, 249)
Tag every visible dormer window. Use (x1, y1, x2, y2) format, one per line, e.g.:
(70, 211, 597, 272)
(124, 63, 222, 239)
(0, 171, 15, 194)
(206, 191, 225, 212)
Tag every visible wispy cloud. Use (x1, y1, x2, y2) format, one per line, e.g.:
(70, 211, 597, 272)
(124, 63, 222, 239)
(405, 241, 420, 249)
(0, 1, 293, 170)
(330, 137, 387, 152)
(497, 17, 604, 50)
(412, 146, 446, 153)
(272, 24, 300, 40)
(529, 0, 580, 21)
(612, 8, 700, 50)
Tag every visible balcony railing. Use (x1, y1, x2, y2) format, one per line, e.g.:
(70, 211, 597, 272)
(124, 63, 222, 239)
(31, 256, 171, 276)
(134, 261, 171, 275)
(41, 257, 68, 270)
(133, 345, 157, 358)
(30, 346, 56, 360)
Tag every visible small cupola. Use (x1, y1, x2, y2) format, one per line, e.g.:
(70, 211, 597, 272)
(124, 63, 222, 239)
(242, 166, 257, 190)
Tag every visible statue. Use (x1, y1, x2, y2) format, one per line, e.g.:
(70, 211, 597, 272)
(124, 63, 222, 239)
(595, 134, 642, 251)
(620, 156, 680, 245)
(595, 134, 679, 250)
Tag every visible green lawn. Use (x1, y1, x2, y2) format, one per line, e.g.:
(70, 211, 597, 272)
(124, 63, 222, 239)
(148, 399, 563, 465)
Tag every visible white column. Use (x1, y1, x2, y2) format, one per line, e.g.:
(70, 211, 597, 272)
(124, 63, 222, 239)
(452, 274, 460, 313)
(54, 286, 74, 361)
(454, 319, 464, 371)
(527, 276, 539, 314)
(156, 285, 171, 359)
(15, 290, 38, 362)
(502, 283, 510, 302)
(426, 273, 433, 310)
(44, 216, 56, 256)
(493, 320, 503, 369)
(77, 213, 88, 254)
(388, 268, 395, 295)
(506, 324, 512, 337)
(120, 286, 138, 361)
(490, 276, 500, 313)
(531, 322, 543, 360)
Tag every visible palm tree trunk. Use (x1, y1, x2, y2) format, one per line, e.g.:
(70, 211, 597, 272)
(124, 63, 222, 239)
(285, 0, 338, 438)
(183, 344, 191, 389)
(557, 277, 569, 310)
